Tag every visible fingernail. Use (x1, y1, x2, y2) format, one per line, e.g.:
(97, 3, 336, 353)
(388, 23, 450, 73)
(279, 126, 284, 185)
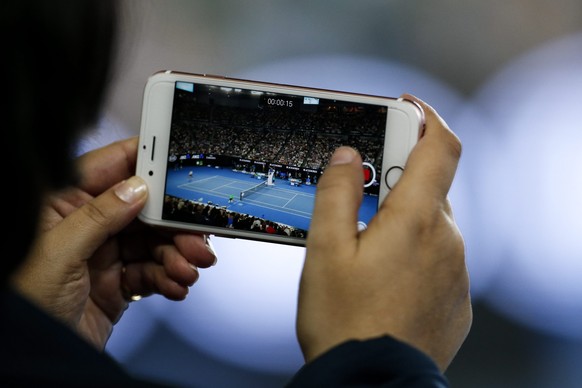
(189, 263, 200, 282)
(205, 235, 218, 266)
(188, 264, 200, 286)
(114, 176, 147, 204)
(329, 147, 357, 166)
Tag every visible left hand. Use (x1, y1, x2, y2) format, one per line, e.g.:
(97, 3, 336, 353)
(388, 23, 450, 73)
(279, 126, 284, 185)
(10, 137, 217, 350)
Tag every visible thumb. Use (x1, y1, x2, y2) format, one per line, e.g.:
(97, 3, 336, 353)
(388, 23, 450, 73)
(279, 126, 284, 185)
(307, 146, 363, 254)
(11, 176, 148, 306)
(55, 176, 148, 264)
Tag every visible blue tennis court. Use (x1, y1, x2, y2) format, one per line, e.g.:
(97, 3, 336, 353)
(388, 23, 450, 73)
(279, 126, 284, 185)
(164, 165, 377, 231)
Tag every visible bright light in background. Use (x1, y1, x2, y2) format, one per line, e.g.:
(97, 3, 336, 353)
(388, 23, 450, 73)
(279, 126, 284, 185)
(162, 238, 305, 374)
(448, 104, 505, 297)
(475, 32, 582, 339)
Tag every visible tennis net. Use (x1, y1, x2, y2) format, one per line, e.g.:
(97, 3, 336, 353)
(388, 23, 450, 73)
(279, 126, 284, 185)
(239, 180, 268, 201)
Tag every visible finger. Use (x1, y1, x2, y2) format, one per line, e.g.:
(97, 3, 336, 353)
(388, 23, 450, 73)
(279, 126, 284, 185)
(123, 261, 191, 301)
(118, 229, 217, 271)
(307, 146, 363, 255)
(385, 94, 462, 209)
(173, 233, 218, 269)
(148, 240, 201, 286)
(75, 137, 139, 196)
(47, 176, 147, 269)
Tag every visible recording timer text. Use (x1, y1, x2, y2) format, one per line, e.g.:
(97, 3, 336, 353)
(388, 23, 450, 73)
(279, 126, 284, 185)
(266, 97, 294, 107)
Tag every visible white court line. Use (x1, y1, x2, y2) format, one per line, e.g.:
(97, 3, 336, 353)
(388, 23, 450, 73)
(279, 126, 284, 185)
(259, 185, 315, 201)
(173, 174, 314, 218)
(243, 188, 313, 218)
(178, 175, 219, 188)
(283, 193, 299, 208)
(212, 181, 243, 191)
(193, 175, 220, 184)
(242, 197, 312, 219)
(179, 175, 248, 192)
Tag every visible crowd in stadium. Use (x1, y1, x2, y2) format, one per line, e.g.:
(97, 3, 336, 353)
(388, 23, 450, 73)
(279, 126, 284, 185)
(163, 195, 307, 238)
(168, 102, 385, 171)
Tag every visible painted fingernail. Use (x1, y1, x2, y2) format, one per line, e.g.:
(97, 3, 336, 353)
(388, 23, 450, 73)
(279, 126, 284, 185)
(114, 176, 147, 204)
(329, 146, 357, 166)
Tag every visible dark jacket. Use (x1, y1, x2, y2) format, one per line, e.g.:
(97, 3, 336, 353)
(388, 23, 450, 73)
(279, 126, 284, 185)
(0, 289, 448, 387)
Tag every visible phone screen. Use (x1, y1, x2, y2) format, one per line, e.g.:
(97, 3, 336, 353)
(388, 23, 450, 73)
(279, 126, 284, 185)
(161, 81, 387, 239)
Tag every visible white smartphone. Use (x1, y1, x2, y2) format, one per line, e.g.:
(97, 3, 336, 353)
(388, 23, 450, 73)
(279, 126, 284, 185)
(136, 70, 424, 246)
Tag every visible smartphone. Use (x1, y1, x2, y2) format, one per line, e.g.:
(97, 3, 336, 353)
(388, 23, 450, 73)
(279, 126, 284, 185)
(135, 70, 424, 246)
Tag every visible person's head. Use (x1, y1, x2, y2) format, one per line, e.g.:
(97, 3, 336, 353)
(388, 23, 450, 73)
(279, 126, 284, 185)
(1, 0, 118, 286)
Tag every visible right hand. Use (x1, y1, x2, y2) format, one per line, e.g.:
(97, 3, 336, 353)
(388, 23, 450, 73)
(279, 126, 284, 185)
(296, 94, 471, 371)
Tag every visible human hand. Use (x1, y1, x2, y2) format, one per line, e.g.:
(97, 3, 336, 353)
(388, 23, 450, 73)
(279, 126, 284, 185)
(10, 137, 217, 350)
(296, 95, 471, 371)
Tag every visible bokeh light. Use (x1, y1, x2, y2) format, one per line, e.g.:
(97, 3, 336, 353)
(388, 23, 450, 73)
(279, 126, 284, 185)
(474, 32, 582, 339)
(448, 103, 505, 297)
(161, 238, 305, 373)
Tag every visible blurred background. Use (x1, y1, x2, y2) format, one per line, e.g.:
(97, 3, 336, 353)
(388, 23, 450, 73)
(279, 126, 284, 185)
(82, 1, 582, 386)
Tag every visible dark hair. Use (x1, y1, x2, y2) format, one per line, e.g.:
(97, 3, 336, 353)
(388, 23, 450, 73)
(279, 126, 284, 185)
(1, 0, 118, 285)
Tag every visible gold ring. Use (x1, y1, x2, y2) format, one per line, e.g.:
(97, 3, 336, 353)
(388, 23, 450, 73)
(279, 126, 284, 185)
(121, 266, 142, 302)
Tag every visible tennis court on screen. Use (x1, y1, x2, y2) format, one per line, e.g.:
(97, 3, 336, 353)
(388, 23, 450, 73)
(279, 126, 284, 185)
(164, 166, 317, 229)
